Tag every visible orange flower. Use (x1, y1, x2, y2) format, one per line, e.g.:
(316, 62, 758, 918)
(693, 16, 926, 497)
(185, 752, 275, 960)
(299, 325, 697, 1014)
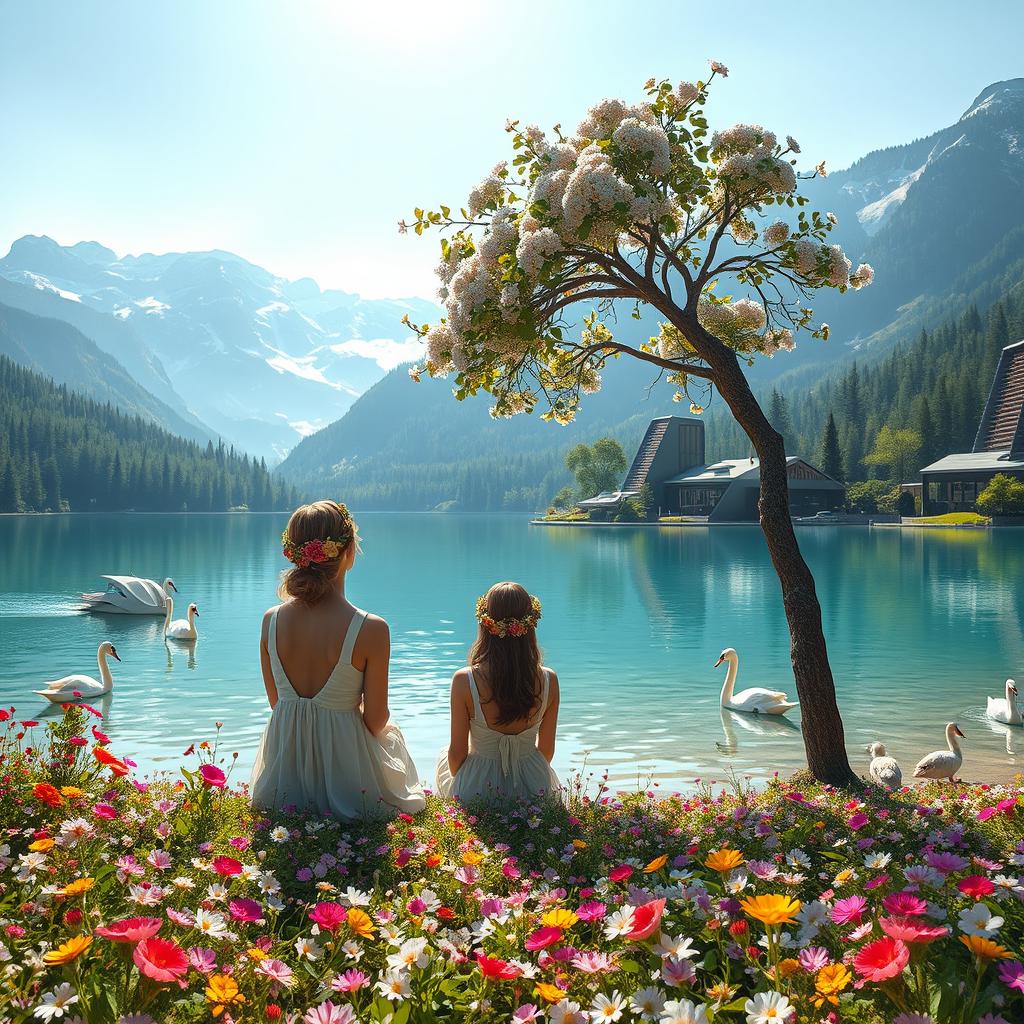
(572, 839, 588, 850)
(60, 878, 95, 897)
(541, 908, 578, 930)
(43, 935, 92, 965)
(425, 853, 443, 869)
(960, 934, 1013, 960)
(32, 783, 63, 808)
(704, 848, 744, 873)
(60, 786, 85, 798)
(462, 850, 484, 866)
(813, 962, 852, 1006)
(346, 907, 375, 939)
(740, 894, 802, 926)
(29, 838, 55, 852)
(644, 854, 668, 873)
(777, 958, 802, 978)
(205, 973, 245, 1017)
(535, 982, 567, 1003)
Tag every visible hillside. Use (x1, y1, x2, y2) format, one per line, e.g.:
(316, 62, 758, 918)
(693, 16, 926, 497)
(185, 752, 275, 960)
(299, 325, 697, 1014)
(0, 300, 212, 445)
(0, 238, 439, 459)
(0, 355, 297, 513)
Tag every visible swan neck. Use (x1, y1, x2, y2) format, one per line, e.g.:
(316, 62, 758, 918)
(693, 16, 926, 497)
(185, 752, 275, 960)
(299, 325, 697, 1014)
(163, 597, 173, 631)
(97, 648, 113, 687)
(187, 606, 195, 626)
(720, 654, 738, 704)
(946, 727, 961, 754)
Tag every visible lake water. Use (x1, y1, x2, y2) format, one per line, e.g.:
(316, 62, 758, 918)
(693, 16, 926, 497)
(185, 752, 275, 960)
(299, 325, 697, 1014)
(2, 514, 1023, 791)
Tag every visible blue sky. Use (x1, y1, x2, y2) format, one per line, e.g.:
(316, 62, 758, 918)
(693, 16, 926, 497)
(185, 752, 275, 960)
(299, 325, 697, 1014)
(2, 0, 1021, 299)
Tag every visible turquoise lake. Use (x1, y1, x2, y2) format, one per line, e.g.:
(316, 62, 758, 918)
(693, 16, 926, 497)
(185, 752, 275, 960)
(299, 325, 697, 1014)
(2, 514, 1023, 790)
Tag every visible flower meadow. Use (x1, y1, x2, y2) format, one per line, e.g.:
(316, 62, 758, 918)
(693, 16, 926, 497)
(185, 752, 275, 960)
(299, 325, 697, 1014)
(2, 707, 1024, 1024)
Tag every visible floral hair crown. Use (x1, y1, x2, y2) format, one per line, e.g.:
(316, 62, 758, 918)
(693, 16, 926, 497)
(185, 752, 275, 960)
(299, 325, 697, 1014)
(281, 503, 355, 569)
(475, 594, 542, 638)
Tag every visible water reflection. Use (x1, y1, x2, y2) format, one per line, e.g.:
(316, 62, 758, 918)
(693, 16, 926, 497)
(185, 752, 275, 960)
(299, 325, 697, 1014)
(165, 638, 198, 672)
(716, 706, 801, 756)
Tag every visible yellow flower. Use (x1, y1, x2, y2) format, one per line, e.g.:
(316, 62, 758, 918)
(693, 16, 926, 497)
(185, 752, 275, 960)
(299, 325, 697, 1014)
(704, 848, 744, 873)
(535, 982, 567, 1003)
(29, 838, 55, 852)
(206, 974, 246, 1017)
(572, 839, 588, 850)
(322, 539, 340, 559)
(833, 867, 857, 886)
(60, 786, 85, 798)
(644, 854, 668, 873)
(960, 934, 1013, 960)
(776, 958, 802, 978)
(706, 982, 737, 1004)
(813, 962, 852, 1006)
(43, 935, 92, 965)
(462, 850, 484, 866)
(347, 907, 375, 939)
(740, 894, 802, 926)
(245, 947, 266, 961)
(541, 908, 579, 930)
(60, 878, 95, 897)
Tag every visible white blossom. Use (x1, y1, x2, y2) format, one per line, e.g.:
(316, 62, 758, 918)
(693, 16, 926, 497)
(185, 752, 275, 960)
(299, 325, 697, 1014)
(613, 117, 672, 176)
(763, 220, 790, 246)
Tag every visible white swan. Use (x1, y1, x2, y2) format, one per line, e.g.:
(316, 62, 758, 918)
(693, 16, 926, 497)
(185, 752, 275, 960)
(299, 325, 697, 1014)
(987, 679, 1021, 725)
(35, 642, 120, 702)
(866, 742, 903, 789)
(164, 596, 199, 640)
(913, 723, 965, 782)
(716, 648, 798, 716)
(81, 576, 176, 615)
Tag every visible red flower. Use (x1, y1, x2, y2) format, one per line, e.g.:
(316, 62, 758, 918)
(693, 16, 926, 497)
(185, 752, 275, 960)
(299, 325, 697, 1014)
(96, 916, 163, 943)
(92, 745, 129, 776)
(879, 915, 949, 944)
(609, 864, 633, 883)
(309, 902, 347, 932)
(525, 926, 562, 951)
(32, 783, 63, 808)
(476, 952, 522, 979)
(853, 937, 910, 983)
(303, 539, 326, 563)
(229, 898, 264, 922)
(508, 621, 526, 637)
(199, 764, 227, 788)
(437, 907, 456, 920)
(728, 919, 749, 937)
(625, 898, 666, 940)
(212, 856, 243, 878)
(958, 875, 996, 900)
(91, 725, 111, 744)
(92, 803, 117, 820)
(133, 936, 188, 983)
(266, 1006, 282, 1020)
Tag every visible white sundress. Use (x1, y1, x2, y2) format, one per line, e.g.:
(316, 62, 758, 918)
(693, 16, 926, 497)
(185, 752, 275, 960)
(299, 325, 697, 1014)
(250, 606, 426, 820)
(435, 668, 560, 803)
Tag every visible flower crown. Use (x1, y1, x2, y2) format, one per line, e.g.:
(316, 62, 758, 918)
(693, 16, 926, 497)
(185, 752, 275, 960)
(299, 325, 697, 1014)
(475, 594, 542, 638)
(281, 504, 354, 569)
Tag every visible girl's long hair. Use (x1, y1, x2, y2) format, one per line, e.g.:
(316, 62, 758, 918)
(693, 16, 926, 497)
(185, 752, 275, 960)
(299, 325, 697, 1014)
(278, 500, 358, 605)
(468, 582, 543, 725)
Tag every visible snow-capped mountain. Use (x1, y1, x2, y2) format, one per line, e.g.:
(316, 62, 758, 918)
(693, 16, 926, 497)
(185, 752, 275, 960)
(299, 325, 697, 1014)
(0, 237, 439, 459)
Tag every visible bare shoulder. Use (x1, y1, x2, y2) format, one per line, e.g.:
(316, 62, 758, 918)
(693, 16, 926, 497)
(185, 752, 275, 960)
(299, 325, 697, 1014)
(359, 612, 390, 644)
(260, 604, 282, 639)
(451, 668, 472, 697)
(542, 666, 560, 696)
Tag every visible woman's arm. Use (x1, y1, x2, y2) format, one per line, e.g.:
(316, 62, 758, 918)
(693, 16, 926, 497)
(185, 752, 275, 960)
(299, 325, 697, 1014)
(536, 669, 560, 763)
(259, 608, 279, 709)
(360, 616, 391, 736)
(446, 671, 471, 777)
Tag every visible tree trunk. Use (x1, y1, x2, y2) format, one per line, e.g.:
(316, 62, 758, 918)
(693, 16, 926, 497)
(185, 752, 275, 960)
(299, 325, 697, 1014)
(702, 340, 857, 786)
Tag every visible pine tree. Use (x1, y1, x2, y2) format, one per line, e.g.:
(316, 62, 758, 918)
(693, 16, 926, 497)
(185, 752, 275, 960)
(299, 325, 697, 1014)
(768, 389, 794, 452)
(818, 412, 845, 482)
(0, 459, 22, 512)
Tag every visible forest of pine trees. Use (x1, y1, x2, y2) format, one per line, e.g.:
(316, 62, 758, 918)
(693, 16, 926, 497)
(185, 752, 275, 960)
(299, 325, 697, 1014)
(0, 355, 298, 513)
(708, 286, 1024, 485)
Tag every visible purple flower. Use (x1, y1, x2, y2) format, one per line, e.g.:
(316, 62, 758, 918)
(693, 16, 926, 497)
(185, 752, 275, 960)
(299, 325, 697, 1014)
(925, 851, 969, 874)
(998, 959, 1024, 992)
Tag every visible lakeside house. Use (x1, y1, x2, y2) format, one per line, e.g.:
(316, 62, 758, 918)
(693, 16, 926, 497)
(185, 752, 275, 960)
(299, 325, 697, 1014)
(921, 338, 1024, 514)
(578, 416, 845, 521)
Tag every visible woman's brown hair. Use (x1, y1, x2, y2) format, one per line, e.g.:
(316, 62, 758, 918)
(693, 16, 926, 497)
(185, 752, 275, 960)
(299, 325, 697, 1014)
(278, 500, 358, 606)
(469, 582, 543, 726)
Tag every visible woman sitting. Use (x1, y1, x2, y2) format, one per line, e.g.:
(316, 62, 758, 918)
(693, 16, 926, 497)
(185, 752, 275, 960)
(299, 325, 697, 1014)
(436, 581, 560, 802)
(250, 500, 425, 820)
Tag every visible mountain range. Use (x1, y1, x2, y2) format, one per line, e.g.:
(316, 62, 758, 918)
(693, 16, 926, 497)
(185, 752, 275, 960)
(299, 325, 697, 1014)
(275, 78, 1024, 507)
(0, 237, 439, 460)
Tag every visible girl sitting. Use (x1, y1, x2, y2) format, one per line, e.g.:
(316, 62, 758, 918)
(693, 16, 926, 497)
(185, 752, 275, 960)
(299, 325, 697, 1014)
(436, 581, 560, 802)
(251, 500, 425, 820)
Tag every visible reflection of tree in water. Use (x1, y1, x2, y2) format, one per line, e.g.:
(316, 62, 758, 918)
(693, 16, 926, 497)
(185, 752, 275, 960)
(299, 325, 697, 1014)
(544, 527, 630, 620)
(627, 528, 711, 640)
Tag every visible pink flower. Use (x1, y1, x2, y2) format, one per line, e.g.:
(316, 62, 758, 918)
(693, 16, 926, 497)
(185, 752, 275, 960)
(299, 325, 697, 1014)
(958, 875, 996, 900)
(188, 947, 217, 974)
(853, 936, 910, 983)
(998, 960, 1024, 992)
(798, 947, 830, 972)
(830, 895, 867, 925)
(212, 856, 243, 877)
(525, 926, 562, 951)
(570, 951, 617, 974)
(513, 1004, 542, 1023)
(576, 901, 607, 921)
(880, 916, 949, 944)
(199, 764, 226, 788)
(848, 813, 869, 830)
(662, 956, 696, 987)
(255, 959, 293, 987)
(332, 968, 370, 992)
(166, 908, 194, 927)
(925, 851, 969, 874)
(625, 898, 665, 940)
(95, 916, 162, 943)
(609, 865, 633, 883)
(229, 898, 264, 923)
(303, 1001, 356, 1024)
(882, 891, 928, 917)
(133, 936, 188, 983)
(309, 902, 347, 933)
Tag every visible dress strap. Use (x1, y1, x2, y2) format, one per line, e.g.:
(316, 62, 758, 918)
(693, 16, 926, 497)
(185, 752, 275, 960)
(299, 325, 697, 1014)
(339, 608, 367, 670)
(466, 668, 485, 721)
(538, 669, 551, 717)
(267, 607, 292, 694)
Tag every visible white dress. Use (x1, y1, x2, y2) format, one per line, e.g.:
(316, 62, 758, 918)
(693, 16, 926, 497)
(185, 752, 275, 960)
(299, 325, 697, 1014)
(250, 606, 425, 820)
(435, 668, 560, 803)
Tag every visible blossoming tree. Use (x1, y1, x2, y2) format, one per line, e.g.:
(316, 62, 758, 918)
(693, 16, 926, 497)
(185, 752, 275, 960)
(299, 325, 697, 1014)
(401, 64, 873, 785)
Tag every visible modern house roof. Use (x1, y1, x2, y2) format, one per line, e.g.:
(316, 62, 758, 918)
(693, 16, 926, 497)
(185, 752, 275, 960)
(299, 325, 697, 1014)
(576, 490, 639, 509)
(664, 456, 841, 486)
(921, 450, 1024, 474)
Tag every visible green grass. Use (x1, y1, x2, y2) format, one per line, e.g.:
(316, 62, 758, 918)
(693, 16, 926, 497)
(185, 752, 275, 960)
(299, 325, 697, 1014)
(908, 511, 991, 526)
